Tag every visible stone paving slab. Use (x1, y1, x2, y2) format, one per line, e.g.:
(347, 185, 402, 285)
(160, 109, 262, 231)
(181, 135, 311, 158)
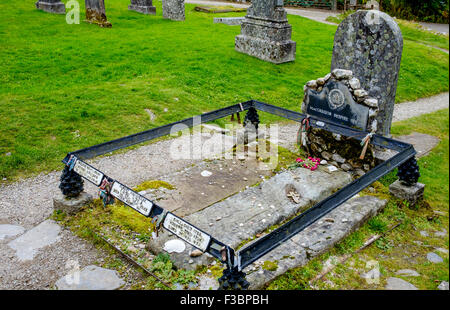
(148, 166, 352, 270)
(0, 224, 25, 241)
(7, 220, 61, 261)
(55, 265, 125, 290)
(385, 277, 418, 290)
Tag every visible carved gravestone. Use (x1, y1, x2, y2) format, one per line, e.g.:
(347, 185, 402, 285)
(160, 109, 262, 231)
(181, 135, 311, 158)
(331, 10, 403, 137)
(85, 0, 112, 28)
(365, 0, 380, 10)
(35, 0, 66, 14)
(301, 69, 380, 173)
(235, 0, 296, 64)
(162, 0, 185, 21)
(129, 0, 156, 15)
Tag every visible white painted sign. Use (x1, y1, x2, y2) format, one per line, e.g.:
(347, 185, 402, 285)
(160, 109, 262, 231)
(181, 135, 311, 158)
(111, 182, 153, 216)
(73, 160, 104, 186)
(163, 213, 211, 252)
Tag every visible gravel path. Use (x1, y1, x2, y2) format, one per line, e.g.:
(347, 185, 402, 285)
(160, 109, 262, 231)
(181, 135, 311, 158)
(418, 22, 449, 35)
(0, 91, 448, 289)
(185, 0, 339, 25)
(392, 92, 449, 122)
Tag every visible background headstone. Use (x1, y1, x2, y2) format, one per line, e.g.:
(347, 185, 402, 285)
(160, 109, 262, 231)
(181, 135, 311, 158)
(162, 0, 185, 21)
(331, 10, 403, 137)
(365, 0, 380, 10)
(235, 0, 296, 64)
(129, 0, 156, 15)
(85, 0, 112, 28)
(35, 0, 66, 14)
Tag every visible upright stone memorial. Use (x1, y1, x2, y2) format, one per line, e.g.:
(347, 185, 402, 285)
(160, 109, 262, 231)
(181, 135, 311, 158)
(35, 0, 66, 14)
(301, 69, 380, 173)
(365, 0, 380, 10)
(301, 10, 403, 174)
(235, 0, 296, 64)
(85, 0, 112, 28)
(129, 0, 156, 15)
(162, 0, 185, 21)
(331, 10, 403, 137)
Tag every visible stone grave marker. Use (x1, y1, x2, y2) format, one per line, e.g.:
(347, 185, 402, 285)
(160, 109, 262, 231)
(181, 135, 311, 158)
(35, 0, 66, 14)
(162, 0, 185, 21)
(85, 0, 112, 28)
(365, 0, 380, 10)
(331, 10, 403, 137)
(129, 0, 156, 15)
(301, 68, 380, 173)
(235, 0, 296, 64)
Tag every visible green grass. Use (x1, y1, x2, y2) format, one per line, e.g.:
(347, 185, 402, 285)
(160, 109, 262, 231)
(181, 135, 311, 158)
(326, 11, 450, 50)
(267, 109, 449, 290)
(0, 0, 448, 182)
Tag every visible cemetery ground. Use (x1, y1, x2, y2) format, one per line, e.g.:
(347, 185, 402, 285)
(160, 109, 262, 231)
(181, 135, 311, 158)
(0, 0, 449, 183)
(0, 1, 449, 290)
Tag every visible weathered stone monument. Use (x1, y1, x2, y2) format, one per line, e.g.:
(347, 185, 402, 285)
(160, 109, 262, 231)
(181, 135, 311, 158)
(301, 10, 403, 174)
(331, 10, 403, 137)
(35, 0, 66, 14)
(301, 69, 380, 173)
(85, 0, 112, 28)
(235, 0, 296, 64)
(162, 0, 185, 21)
(129, 0, 156, 15)
(365, 0, 380, 10)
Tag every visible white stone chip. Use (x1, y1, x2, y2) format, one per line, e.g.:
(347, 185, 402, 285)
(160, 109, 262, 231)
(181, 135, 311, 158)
(327, 165, 338, 172)
(201, 170, 212, 177)
(163, 239, 186, 253)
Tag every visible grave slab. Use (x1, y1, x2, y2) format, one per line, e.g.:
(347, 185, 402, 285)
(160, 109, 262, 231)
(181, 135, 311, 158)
(0, 224, 25, 241)
(128, 0, 156, 15)
(55, 265, 125, 290)
(214, 17, 245, 26)
(154, 157, 273, 217)
(148, 166, 352, 270)
(245, 195, 386, 289)
(35, 1, 66, 14)
(7, 220, 61, 261)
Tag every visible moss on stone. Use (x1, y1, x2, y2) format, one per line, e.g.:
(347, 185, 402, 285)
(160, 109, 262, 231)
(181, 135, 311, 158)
(262, 260, 279, 272)
(133, 180, 175, 192)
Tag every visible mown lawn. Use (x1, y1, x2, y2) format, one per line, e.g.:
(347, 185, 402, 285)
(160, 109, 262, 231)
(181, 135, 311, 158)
(0, 0, 449, 182)
(268, 109, 449, 290)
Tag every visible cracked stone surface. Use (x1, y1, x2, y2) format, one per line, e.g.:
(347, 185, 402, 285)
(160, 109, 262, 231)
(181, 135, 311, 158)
(148, 165, 353, 270)
(245, 195, 387, 289)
